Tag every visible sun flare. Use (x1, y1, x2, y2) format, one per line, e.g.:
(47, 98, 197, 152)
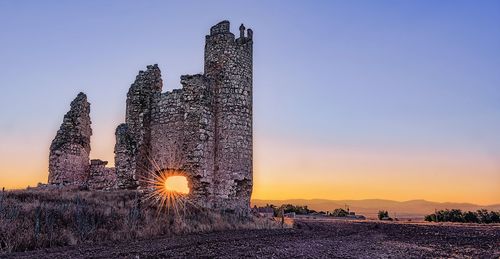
(164, 176, 190, 194)
(142, 166, 192, 215)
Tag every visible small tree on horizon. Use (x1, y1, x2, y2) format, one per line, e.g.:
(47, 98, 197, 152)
(378, 210, 389, 220)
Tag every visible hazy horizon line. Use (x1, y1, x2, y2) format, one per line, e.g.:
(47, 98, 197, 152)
(251, 197, 500, 206)
(3, 186, 497, 206)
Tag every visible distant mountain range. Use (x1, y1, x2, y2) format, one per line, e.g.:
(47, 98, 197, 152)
(251, 199, 500, 219)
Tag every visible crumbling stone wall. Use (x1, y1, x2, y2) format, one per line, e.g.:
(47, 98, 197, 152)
(47, 21, 253, 214)
(114, 21, 253, 213)
(179, 75, 215, 207)
(149, 75, 216, 208)
(88, 159, 116, 190)
(48, 92, 92, 186)
(116, 65, 163, 189)
(114, 123, 137, 189)
(150, 89, 185, 171)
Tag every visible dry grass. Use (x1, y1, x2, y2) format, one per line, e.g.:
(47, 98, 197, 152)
(0, 189, 282, 254)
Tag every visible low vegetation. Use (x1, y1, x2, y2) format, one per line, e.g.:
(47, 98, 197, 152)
(280, 204, 316, 215)
(262, 204, 318, 216)
(0, 189, 281, 254)
(378, 210, 392, 220)
(261, 204, 366, 218)
(330, 208, 349, 217)
(424, 209, 500, 224)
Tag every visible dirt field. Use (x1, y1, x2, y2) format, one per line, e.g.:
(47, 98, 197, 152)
(6, 219, 500, 258)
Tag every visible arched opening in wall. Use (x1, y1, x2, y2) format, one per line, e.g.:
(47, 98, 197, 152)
(164, 175, 189, 194)
(150, 169, 191, 195)
(144, 169, 192, 213)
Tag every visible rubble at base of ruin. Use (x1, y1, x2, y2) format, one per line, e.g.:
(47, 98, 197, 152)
(45, 21, 253, 214)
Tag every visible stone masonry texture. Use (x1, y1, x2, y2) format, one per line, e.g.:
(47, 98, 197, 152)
(47, 21, 253, 214)
(48, 92, 92, 186)
(88, 159, 117, 191)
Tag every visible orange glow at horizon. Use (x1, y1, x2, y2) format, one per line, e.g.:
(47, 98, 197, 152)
(251, 137, 500, 205)
(1, 133, 499, 205)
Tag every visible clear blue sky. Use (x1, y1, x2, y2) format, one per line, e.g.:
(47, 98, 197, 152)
(1, 1, 499, 203)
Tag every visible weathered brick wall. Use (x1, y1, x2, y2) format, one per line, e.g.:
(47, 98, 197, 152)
(48, 92, 92, 186)
(88, 159, 116, 190)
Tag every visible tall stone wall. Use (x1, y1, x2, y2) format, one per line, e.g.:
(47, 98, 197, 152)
(118, 65, 163, 188)
(151, 89, 185, 171)
(180, 74, 215, 208)
(114, 123, 138, 189)
(149, 75, 215, 208)
(204, 21, 253, 213)
(48, 92, 92, 186)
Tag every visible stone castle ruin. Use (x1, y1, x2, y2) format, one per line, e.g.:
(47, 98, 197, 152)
(47, 21, 253, 213)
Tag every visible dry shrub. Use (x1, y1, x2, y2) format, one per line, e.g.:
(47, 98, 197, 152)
(0, 189, 281, 254)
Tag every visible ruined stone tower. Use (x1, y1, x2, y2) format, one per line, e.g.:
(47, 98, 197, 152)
(47, 21, 253, 214)
(48, 92, 92, 186)
(205, 21, 253, 211)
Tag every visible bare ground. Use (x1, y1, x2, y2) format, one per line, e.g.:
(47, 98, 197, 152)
(5, 219, 500, 258)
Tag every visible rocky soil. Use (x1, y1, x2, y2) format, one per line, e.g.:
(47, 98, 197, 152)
(6, 219, 499, 258)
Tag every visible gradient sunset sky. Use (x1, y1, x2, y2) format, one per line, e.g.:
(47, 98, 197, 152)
(1, 1, 499, 204)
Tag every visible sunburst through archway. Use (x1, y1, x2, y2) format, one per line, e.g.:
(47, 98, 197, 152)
(142, 166, 192, 215)
(164, 176, 189, 194)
